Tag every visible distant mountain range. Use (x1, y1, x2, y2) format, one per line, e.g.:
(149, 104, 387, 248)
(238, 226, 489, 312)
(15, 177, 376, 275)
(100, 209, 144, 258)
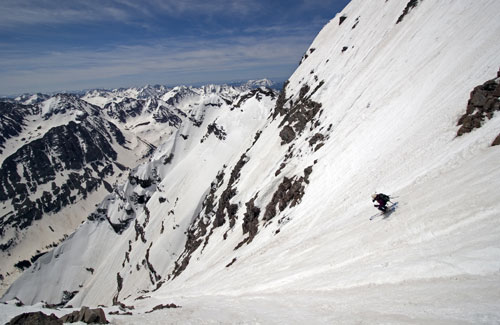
(0, 78, 283, 100)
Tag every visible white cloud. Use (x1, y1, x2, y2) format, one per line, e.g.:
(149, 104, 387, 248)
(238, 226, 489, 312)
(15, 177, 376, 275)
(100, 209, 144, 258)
(146, 0, 259, 16)
(0, 1, 127, 27)
(0, 0, 261, 27)
(0, 0, 338, 94)
(0, 34, 310, 94)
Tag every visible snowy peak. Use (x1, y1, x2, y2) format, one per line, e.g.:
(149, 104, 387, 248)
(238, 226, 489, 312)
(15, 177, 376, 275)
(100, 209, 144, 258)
(14, 93, 50, 105)
(242, 78, 275, 89)
(134, 85, 170, 100)
(38, 94, 99, 120)
(0, 95, 102, 162)
(227, 78, 277, 90)
(82, 85, 170, 107)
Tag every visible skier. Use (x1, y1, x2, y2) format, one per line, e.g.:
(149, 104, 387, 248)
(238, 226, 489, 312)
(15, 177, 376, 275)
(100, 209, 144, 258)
(372, 193, 391, 212)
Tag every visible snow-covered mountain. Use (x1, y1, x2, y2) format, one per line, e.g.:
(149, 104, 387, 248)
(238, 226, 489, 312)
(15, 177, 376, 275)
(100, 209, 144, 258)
(0, 94, 135, 286)
(235, 78, 277, 89)
(12, 93, 51, 106)
(81, 85, 170, 108)
(0, 82, 277, 296)
(2, 0, 500, 323)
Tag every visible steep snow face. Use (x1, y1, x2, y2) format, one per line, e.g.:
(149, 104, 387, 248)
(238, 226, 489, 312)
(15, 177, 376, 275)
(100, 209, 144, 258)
(3, 0, 500, 323)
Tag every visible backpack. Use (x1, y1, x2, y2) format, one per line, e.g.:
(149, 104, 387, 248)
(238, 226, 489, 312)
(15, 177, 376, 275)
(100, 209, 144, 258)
(379, 194, 390, 202)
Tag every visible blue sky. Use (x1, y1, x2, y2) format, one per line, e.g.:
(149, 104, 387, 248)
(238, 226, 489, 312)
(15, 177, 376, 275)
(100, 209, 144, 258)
(0, 0, 350, 95)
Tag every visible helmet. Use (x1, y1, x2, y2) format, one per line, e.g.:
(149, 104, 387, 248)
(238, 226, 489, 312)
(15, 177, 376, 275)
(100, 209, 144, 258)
(371, 193, 377, 199)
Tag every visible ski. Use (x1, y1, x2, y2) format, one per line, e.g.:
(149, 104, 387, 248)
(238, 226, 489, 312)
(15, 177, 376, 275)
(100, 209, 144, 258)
(369, 202, 398, 220)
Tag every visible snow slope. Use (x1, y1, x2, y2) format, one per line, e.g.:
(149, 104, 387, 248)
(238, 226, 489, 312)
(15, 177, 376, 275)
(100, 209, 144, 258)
(2, 0, 500, 323)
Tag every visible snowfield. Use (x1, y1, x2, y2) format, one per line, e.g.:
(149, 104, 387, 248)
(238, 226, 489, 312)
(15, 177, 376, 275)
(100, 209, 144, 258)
(2, 0, 500, 323)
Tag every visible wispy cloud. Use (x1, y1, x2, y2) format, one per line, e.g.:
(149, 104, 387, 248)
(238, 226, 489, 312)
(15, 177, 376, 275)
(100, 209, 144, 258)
(147, 0, 260, 15)
(0, 34, 310, 94)
(0, 0, 350, 94)
(243, 22, 328, 35)
(0, 1, 127, 27)
(0, 0, 261, 27)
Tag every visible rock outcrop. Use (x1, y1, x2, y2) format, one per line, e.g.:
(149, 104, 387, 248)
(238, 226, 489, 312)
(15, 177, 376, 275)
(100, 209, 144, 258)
(457, 69, 500, 141)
